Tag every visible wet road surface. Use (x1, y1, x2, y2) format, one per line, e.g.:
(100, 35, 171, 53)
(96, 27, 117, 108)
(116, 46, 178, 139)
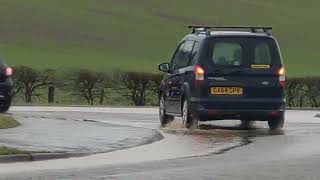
(0, 109, 162, 154)
(1, 107, 320, 180)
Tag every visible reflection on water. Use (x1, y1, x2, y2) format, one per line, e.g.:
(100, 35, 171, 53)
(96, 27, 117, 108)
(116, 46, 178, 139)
(162, 120, 285, 136)
(160, 120, 285, 155)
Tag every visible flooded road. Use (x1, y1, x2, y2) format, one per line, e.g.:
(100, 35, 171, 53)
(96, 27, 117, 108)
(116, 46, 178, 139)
(1, 107, 320, 179)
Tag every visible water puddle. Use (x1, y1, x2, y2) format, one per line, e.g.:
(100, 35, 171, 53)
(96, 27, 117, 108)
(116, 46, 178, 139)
(161, 120, 284, 156)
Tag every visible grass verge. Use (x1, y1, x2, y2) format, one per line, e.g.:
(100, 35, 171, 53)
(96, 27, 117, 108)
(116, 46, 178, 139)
(0, 115, 20, 129)
(0, 116, 26, 155)
(0, 146, 30, 156)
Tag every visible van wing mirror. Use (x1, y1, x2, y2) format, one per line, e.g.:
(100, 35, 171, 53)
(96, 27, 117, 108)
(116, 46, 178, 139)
(159, 63, 170, 72)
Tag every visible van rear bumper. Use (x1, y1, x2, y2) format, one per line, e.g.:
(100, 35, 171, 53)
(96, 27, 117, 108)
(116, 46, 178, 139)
(189, 97, 286, 121)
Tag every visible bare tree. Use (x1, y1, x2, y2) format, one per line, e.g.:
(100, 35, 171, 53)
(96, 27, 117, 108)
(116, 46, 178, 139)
(286, 78, 305, 107)
(116, 72, 161, 106)
(148, 73, 163, 94)
(304, 77, 320, 107)
(286, 77, 320, 108)
(12, 66, 24, 97)
(70, 69, 109, 105)
(13, 66, 55, 103)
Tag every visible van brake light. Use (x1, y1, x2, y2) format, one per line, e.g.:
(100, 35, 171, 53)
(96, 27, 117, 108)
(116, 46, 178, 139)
(195, 66, 205, 81)
(278, 67, 285, 88)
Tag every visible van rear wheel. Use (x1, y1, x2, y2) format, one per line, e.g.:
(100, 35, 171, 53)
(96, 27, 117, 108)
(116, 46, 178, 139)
(240, 120, 255, 130)
(182, 99, 198, 130)
(268, 114, 285, 130)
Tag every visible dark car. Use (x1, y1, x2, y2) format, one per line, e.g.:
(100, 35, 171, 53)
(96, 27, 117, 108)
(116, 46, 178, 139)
(158, 26, 286, 130)
(0, 59, 13, 113)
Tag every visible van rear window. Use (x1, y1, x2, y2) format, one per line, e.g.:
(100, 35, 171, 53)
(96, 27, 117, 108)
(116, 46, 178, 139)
(212, 42, 242, 66)
(208, 37, 280, 68)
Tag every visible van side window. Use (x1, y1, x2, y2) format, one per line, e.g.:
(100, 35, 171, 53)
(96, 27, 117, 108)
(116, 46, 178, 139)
(190, 42, 200, 65)
(171, 41, 194, 70)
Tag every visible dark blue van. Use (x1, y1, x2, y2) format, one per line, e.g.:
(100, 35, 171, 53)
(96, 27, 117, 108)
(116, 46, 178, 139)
(158, 26, 286, 130)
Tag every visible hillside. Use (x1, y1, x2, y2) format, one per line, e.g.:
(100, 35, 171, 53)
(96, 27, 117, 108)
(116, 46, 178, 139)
(0, 0, 319, 76)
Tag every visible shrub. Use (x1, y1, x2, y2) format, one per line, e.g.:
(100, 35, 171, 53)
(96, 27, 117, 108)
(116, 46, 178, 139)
(69, 69, 110, 105)
(13, 66, 55, 103)
(11, 65, 320, 107)
(286, 77, 320, 107)
(286, 78, 305, 107)
(115, 72, 162, 106)
(303, 77, 320, 107)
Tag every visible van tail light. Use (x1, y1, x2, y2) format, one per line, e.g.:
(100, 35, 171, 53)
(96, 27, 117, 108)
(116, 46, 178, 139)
(195, 65, 205, 81)
(5, 67, 13, 77)
(278, 67, 285, 88)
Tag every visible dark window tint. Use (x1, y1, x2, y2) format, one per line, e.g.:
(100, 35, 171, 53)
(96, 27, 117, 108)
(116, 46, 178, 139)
(170, 42, 185, 70)
(207, 37, 280, 68)
(190, 42, 200, 65)
(212, 42, 242, 66)
(171, 41, 194, 70)
(254, 42, 271, 65)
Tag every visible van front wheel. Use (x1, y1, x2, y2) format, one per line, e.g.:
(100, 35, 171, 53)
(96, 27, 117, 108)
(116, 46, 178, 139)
(159, 96, 174, 127)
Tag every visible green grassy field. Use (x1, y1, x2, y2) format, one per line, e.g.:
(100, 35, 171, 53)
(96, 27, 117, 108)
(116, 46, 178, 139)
(0, 0, 319, 76)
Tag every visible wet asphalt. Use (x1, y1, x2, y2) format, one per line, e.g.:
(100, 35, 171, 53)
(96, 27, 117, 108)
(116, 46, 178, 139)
(0, 107, 320, 180)
(0, 109, 162, 154)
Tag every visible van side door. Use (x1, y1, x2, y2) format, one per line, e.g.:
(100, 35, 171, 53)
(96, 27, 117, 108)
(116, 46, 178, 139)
(165, 40, 195, 114)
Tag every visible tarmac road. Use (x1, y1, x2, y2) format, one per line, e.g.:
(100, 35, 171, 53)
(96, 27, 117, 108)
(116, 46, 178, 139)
(1, 107, 320, 180)
(0, 107, 163, 155)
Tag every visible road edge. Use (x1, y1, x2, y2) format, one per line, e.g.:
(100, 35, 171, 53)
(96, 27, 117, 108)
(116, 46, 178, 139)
(0, 152, 88, 163)
(287, 107, 320, 110)
(0, 130, 164, 164)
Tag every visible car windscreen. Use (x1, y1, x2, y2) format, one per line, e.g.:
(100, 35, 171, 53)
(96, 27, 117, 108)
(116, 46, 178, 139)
(205, 37, 281, 69)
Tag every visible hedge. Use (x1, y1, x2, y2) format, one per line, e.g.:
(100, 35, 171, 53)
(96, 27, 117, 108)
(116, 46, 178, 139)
(12, 66, 320, 107)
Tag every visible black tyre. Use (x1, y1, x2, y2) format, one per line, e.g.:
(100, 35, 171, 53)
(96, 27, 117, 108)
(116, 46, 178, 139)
(182, 99, 198, 130)
(268, 113, 285, 130)
(240, 120, 255, 130)
(159, 96, 174, 127)
(0, 98, 11, 113)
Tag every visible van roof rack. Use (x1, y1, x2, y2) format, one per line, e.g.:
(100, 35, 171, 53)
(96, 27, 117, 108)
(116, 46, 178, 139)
(188, 25, 273, 35)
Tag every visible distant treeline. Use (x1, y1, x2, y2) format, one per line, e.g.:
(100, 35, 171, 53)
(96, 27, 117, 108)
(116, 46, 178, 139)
(12, 65, 320, 107)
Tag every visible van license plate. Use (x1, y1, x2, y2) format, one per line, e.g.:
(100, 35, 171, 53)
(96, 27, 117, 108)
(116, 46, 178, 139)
(211, 87, 243, 95)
